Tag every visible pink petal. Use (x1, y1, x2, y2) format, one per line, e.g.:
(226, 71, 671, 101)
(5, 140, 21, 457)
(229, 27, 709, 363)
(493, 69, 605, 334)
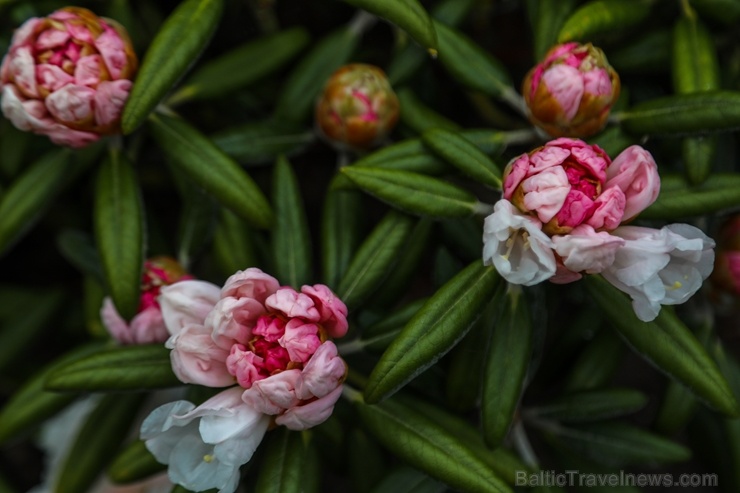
(542, 64, 584, 121)
(159, 280, 221, 336)
(45, 84, 95, 123)
(221, 268, 280, 303)
(503, 153, 530, 200)
(278, 319, 320, 364)
(555, 190, 596, 229)
(583, 68, 613, 97)
(129, 306, 169, 345)
(606, 145, 661, 221)
(295, 342, 346, 400)
(9, 46, 38, 97)
(167, 324, 233, 387)
(226, 344, 264, 389)
(208, 296, 267, 350)
(529, 145, 571, 174)
(66, 23, 94, 44)
(10, 18, 42, 47)
(252, 315, 286, 342)
(301, 284, 349, 338)
(521, 166, 571, 223)
(586, 186, 626, 231)
(95, 26, 128, 80)
(74, 54, 104, 87)
(549, 261, 583, 284)
(100, 297, 134, 345)
(265, 288, 320, 321)
(36, 64, 74, 92)
(35, 28, 70, 50)
(275, 385, 343, 430)
(94, 79, 131, 126)
(241, 369, 302, 415)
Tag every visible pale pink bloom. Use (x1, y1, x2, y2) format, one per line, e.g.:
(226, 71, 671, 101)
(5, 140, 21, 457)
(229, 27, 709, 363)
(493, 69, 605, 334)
(140, 387, 270, 493)
(0, 7, 137, 147)
(586, 186, 627, 231)
(605, 145, 661, 221)
(482, 199, 556, 286)
(523, 42, 620, 138)
(552, 225, 625, 276)
(602, 224, 715, 321)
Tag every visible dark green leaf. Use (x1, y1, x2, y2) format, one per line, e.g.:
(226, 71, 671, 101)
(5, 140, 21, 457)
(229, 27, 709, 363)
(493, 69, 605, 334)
(482, 287, 533, 447)
(348, 429, 386, 493)
(527, 388, 648, 424)
(149, 113, 273, 228)
(170, 27, 310, 104)
(672, 15, 720, 94)
(609, 29, 671, 74)
(341, 166, 482, 218)
(57, 230, 104, 283)
(557, 0, 653, 43)
(255, 428, 305, 493)
(354, 395, 512, 493)
(212, 209, 260, 276)
(585, 275, 739, 416)
(397, 87, 460, 134)
(640, 173, 740, 219)
(337, 211, 416, 309)
(121, 0, 224, 133)
(94, 149, 144, 320)
(690, 0, 740, 25)
(655, 379, 697, 435)
(108, 440, 166, 484)
(357, 298, 428, 353)
(563, 329, 626, 392)
(55, 393, 145, 493)
(339, 0, 437, 53)
(370, 467, 446, 493)
(211, 121, 315, 165)
(45, 344, 180, 392)
(529, 0, 577, 60)
(422, 128, 502, 189)
(321, 184, 364, 289)
(273, 156, 312, 288)
(365, 261, 500, 403)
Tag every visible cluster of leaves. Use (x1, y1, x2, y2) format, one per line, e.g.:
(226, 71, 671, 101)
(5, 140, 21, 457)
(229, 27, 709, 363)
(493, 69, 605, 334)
(1, 0, 740, 492)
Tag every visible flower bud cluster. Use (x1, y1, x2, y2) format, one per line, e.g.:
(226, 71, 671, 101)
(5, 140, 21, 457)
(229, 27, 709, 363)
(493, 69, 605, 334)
(483, 139, 715, 321)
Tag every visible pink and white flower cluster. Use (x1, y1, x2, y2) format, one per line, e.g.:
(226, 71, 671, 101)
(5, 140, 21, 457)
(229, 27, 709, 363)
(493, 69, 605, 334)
(140, 268, 348, 493)
(1, 7, 137, 148)
(483, 138, 715, 322)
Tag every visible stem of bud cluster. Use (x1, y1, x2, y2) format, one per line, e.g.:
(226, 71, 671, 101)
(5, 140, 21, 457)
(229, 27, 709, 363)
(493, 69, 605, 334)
(336, 338, 365, 355)
(500, 86, 529, 119)
(347, 10, 377, 37)
(473, 201, 496, 216)
(342, 385, 364, 403)
(501, 128, 540, 146)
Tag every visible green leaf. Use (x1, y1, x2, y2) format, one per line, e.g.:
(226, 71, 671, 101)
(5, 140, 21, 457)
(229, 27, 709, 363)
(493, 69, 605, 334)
(655, 379, 697, 435)
(255, 428, 306, 493)
(321, 184, 364, 289)
(57, 230, 104, 283)
(211, 120, 315, 165)
(169, 27, 310, 104)
(527, 388, 648, 424)
(397, 87, 460, 134)
(0, 150, 71, 256)
(672, 15, 720, 94)
(358, 298, 428, 353)
(639, 173, 740, 219)
(528, 0, 577, 60)
(94, 149, 144, 321)
(370, 467, 446, 493)
(348, 429, 386, 493)
(354, 395, 512, 493)
(212, 208, 260, 276)
(121, 0, 224, 133)
(682, 136, 717, 186)
(422, 128, 502, 189)
(149, 113, 273, 229)
(340, 0, 437, 53)
(275, 27, 358, 122)
(434, 20, 512, 99)
(563, 329, 626, 392)
(618, 91, 740, 136)
(584, 275, 739, 416)
(353, 139, 450, 175)
(557, 0, 653, 43)
(482, 287, 533, 447)
(337, 211, 416, 309)
(0, 343, 104, 444)
(172, 175, 217, 269)
(545, 422, 691, 467)
(690, 0, 740, 25)
(587, 126, 637, 158)
(107, 440, 166, 484)
(272, 156, 312, 288)
(55, 393, 146, 493)
(341, 166, 482, 218)
(609, 29, 671, 74)
(45, 344, 180, 392)
(364, 261, 500, 403)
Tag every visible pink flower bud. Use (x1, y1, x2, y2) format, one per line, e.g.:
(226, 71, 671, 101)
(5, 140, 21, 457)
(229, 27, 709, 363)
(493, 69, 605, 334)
(605, 145, 661, 221)
(315, 63, 400, 150)
(710, 215, 740, 298)
(523, 42, 620, 138)
(101, 256, 193, 345)
(0, 7, 137, 147)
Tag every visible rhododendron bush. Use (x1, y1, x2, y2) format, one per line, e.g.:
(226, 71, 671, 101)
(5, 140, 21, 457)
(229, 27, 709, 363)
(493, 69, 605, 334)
(2, 0, 740, 492)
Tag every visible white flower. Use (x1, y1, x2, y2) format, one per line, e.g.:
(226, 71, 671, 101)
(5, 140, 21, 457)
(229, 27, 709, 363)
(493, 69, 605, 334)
(552, 224, 625, 274)
(482, 199, 556, 286)
(602, 224, 715, 322)
(140, 387, 270, 493)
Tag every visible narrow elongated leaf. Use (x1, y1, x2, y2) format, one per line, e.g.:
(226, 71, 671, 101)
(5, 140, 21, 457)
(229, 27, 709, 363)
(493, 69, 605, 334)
(618, 91, 740, 136)
(341, 166, 482, 218)
(121, 0, 224, 133)
(528, 388, 648, 424)
(365, 261, 500, 403)
(94, 150, 144, 321)
(690, 0, 740, 25)
(107, 440, 166, 484)
(422, 128, 502, 189)
(370, 467, 446, 493)
(275, 27, 358, 122)
(211, 121, 315, 165)
(682, 136, 717, 186)
(557, 0, 653, 43)
(340, 0, 437, 53)
(584, 275, 739, 416)
(0, 343, 104, 444)
(640, 173, 740, 219)
(348, 429, 386, 493)
(529, 0, 577, 60)
(547, 422, 691, 467)
(174, 179, 217, 269)
(321, 184, 364, 288)
(255, 428, 305, 493)
(45, 344, 180, 391)
(482, 287, 532, 447)
(356, 298, 427, 353)
(57, 230, 104, 282)
(170, 27, 310, 104)
(397, 88, 460, 133)
(609, 29, 671, 74)
(355, 396, 512, 493)
(564, 328, 625, 392)
(149, 113, 273, 228)
(212, 209, 260, 276)
(55, 393, 145, 493)
(434, 20, 512, 99)
(337, 211, 416, 309)
(655, 379, 697, 435)
(273, 156, 312, 288)
(0, 150, 71, 255)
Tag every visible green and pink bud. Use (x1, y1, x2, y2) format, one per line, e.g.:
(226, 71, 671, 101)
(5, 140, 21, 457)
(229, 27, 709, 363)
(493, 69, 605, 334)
(523, 42, 620, 138)
(315, 63, 400, 150)
(0, 7, 137, 147)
